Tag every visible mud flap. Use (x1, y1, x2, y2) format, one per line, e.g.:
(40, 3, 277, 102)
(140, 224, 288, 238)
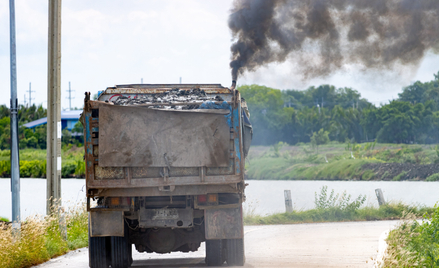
(90, 211, 124, 237)
(205, 207, 243, 240)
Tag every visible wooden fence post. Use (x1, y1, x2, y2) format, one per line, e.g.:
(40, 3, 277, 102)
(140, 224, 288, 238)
(284, 190, 293, 213)
(375, 188, 386, 206)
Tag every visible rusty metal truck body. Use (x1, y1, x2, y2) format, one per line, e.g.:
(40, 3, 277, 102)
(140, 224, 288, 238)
(84, 84, 250, 268)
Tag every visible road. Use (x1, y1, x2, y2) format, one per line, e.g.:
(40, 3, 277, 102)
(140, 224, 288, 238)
(34, 220, 397, 268)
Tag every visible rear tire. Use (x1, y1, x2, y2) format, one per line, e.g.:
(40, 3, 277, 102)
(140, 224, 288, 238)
(110, 221, 131, 268)
(88, 223, 109, 268)
(111, 236, 130, 268)
(226, 238, 245, 266)
(205, 239, 224, 266)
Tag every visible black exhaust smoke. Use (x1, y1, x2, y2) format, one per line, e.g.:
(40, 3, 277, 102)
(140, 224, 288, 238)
(229, 0, 439, 81)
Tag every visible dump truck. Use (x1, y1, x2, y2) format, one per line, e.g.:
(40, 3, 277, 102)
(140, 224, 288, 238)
(83, 83, 252, 268)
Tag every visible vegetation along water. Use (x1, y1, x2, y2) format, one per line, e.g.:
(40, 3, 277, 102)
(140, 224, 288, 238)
(2, 73, 439, 266)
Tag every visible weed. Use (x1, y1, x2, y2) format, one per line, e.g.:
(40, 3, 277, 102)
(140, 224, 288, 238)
(362, 170, 375, 181)
(314, 186, 366, 212)
(0, 202, 88, 268)
(381, 171, 391, 180)
(271, 142, 285, 157)
(382, 205, 439, 267)
(392, 171, 408, 181)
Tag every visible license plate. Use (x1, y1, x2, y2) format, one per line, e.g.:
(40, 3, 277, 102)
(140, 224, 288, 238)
(152, 208, 179, 220)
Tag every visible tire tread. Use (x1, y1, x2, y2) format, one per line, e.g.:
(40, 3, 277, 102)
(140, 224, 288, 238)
(226, 238, 245, 266)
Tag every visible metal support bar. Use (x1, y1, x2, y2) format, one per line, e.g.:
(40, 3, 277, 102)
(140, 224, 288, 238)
(47, 0, 62, 214)
(9, 0, 20, 225)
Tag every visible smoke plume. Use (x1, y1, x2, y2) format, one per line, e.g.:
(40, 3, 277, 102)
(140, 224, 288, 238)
(229, 0, 439, 81)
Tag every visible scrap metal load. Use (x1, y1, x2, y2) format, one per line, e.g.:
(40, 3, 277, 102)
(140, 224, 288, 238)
(109, 88, 226, 110)
(92, 84, 252, 166)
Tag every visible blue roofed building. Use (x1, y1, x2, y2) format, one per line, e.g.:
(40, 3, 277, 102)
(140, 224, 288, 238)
(23, 110, 82, 134)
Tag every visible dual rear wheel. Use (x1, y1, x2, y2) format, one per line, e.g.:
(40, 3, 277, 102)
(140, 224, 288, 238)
(205, 238, 245, 266)
(89, 221, 132, 268)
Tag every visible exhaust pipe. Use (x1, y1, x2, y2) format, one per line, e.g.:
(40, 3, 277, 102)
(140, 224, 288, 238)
(230, 80, 236, 90)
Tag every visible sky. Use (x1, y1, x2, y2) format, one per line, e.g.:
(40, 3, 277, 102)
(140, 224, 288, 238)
(1, 0, 439, 110)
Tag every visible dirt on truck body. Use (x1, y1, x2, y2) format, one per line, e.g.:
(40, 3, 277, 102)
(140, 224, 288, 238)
(83, 83, 252, 268)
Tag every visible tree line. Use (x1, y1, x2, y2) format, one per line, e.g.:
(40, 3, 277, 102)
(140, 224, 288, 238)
(0, 104, 83, 150)
(240, 71, 439, 146)
(2, 72, 439, 150)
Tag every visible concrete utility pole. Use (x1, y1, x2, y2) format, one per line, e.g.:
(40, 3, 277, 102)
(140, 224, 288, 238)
(9, 0, 21, 226)
(47, 0, 62, 214)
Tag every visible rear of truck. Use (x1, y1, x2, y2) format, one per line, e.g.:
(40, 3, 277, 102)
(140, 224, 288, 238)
(83, 84, 251, 268)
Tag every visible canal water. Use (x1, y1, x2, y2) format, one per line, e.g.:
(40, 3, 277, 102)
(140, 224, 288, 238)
(0, 179, 438, 220)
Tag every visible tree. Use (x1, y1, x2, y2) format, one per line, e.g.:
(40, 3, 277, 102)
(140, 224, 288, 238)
(310, 129, 329, 152)
(398, 81, 427, 104)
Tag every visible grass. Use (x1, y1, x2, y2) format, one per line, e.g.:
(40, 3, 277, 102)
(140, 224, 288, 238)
(0, 202, 88, 268)
(246, 142, 439, 181)
(244, 203, 433, 225)
(244, 186, 434, 225)
(392, 171, 408, 181)
(0, 146, 85, 178)
(381, 205, 439, 267)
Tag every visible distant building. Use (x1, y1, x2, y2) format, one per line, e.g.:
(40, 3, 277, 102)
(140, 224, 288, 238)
(23, 110, 82, 134)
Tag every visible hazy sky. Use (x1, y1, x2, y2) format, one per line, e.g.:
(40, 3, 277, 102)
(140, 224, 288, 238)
(1, 0, 439, 110)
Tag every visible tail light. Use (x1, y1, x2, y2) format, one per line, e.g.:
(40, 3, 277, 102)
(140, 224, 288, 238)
(197, 194, 218, 206)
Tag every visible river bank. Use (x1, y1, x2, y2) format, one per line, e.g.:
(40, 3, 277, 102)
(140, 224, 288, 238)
(246, 143, 439, 181)
(2, 143, 439, 180)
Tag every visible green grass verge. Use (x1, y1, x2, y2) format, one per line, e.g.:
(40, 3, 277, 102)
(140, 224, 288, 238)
(247, 156, 380, 180)
(244, 203, 434, 225)
(381, 205, 439, 267)
(0, 203, 88, 268)
(244, 186, 434, 225)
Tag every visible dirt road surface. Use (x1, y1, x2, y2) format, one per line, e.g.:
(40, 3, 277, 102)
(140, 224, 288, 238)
(34, 220, 398, 268)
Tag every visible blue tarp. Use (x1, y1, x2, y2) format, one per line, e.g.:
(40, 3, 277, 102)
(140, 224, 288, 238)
(199, 101, 230, 110)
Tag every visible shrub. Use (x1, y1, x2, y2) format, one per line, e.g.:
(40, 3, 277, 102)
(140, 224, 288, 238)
(74, 160, 86, 177)
(61, 163, 77, 178)
(311, 129, 329, 152)
(0, 160, 11, 177)
(382, 205, 439, 267)
(426, 173, 439, 182)
(20, 160, 46, 178)
(314, 186, 366, 212)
